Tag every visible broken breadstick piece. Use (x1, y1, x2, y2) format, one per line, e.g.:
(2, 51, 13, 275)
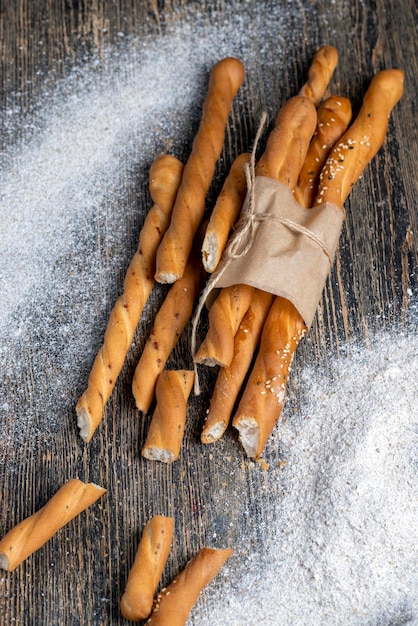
(120, 515, 174, 621)
(0, 479, 106, 571)
(201, 289, 274, 444)
(314, 69, 404, 208)
(155, 57, 245, 284)
(146, 547, 233, 625)
(299, 45, 339, 106)
(132, 244, 204, 414)
(232, 297, 307, 458)
(201, 152, 250, 273)
(294, 95, 352, 207)
(142, 370, 194, 463)
(76, 154, 184, 442)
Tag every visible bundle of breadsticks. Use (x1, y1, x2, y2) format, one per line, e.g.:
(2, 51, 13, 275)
(75, 48, 403, 468)
(195, 52, 404, 459)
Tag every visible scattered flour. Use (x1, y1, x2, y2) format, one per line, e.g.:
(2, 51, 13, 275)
(191, 330, 418, 625)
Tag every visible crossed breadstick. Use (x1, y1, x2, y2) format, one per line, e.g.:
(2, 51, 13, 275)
(76, 154, 184, 442)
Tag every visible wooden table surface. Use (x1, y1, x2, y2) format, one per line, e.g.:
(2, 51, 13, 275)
(1, 1, 417, 625)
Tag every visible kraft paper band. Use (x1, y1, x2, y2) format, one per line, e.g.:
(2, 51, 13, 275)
(212, 176, 344, 329)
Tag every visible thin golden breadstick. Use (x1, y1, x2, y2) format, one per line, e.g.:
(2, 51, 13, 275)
(314, 69, 404, 208)
(0, 479, 106, 571)
(201, 152, 250, 272)
(255, 95, 318, 187)
(234, 69, 404, 459)
(76, 155, 184, 442)
(132, 248, 204, 414)
(201, 290, 274, 444)
(195, 96, 317, 369)
(299, 45, 339, 106)
(120, 515, 174, 621)
(194, 284, 255, 367)
(232, 297, 306, 458)
(155, 57, 245, 284)
(142, 370, 194, 462)
(294, 95, 352, 207)
(146, 547, 233, 626)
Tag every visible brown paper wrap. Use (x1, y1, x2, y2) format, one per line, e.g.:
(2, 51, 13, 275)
(212, 176, 344, 328)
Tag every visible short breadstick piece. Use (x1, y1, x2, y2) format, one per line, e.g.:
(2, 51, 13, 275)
(155, 57, 245, 284)
(194, 284, 254, 367)
(201, 290, 274, 444)
(232, 297, 307, 458)
(293, 95, 352, 208)
(314, 69, 404, 208)
(132, 250, 204, 413)
(76, 155, 184, 442)
(142, 370, 195, 463)
(0, 479, 106, 571)
(201, 152, 250, 272)
(146, 547, 233, 625)
(120, 515, 174, 621)
(299, 45, 339, 106)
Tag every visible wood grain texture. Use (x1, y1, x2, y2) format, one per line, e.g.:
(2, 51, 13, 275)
(0, 1, 417, 624)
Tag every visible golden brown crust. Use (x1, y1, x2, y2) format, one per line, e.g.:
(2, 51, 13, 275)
(201, 290, 274, 444)
(232, 297, 307, 458)
(201, 152, 250, 272)
(0, 479, 106, 571)
(132, 250, 204, 413)
(120, 515, 174, 621)
(314, 69, 404, 208)
(142, 371, 195, 462)
(255, 95, 318, 186)
(293, 95, 352, 208)
(76, 155, 184, 442)
(194, 284, 254, 368)
(155, 57, 245, 284)
(299, 45, 339, 106)
(146, 547, 233, 625)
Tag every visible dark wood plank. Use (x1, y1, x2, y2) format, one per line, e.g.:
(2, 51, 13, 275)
(0, 1, 417, 624)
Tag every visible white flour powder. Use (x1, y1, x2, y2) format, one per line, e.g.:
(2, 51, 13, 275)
(192, 330, 418, 625)
(1, 13, 417, 626)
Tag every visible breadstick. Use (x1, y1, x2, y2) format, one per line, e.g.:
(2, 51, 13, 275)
(234, 69, 404, 459)
(155, 57, 245, 284)
(132, 247, 204, 413)
(201, 290, 274, 444)
(120, 515, 174, 621)
(232, 296, 307, 458)
(201, 152, 250, 272)
(195, 96, 317, 368)
(299, 45, 338, 106)
(76, 155, 184, 442)
(146, 547, 233, 625)
(0, 479, 106, 571)
(314, 69, 404, 208)
(293, 95, 352, 208)
(194, 284, 255, 367)
(142, 370, 194, 463)
(255, 95, 318, 187)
